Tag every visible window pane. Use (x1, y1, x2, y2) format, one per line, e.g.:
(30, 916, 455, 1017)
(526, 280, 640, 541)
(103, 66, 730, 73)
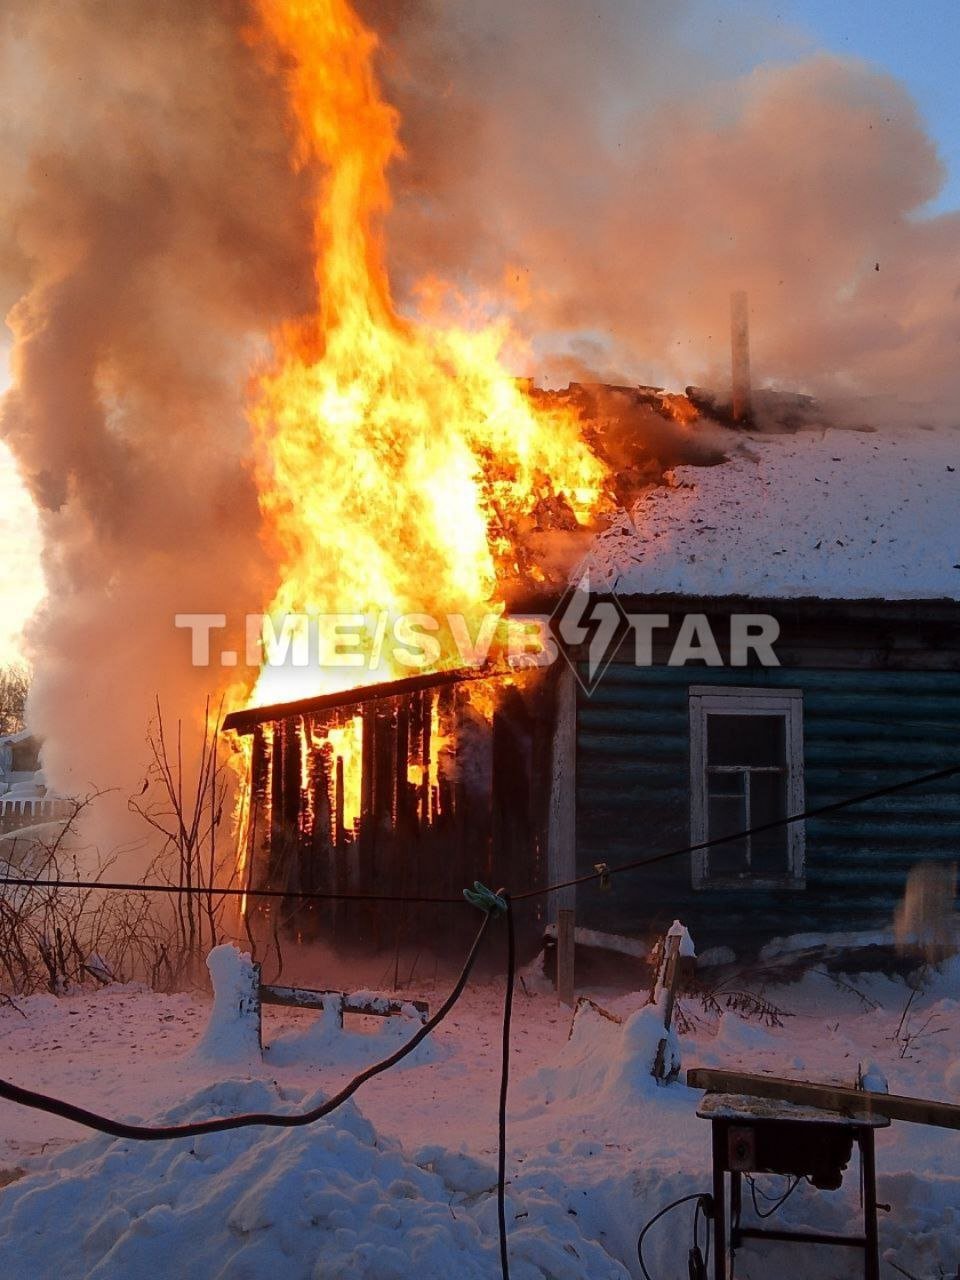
(750, 770, 789, 874)
(707, 713, 785, 768)
(707, 777, 749, 876)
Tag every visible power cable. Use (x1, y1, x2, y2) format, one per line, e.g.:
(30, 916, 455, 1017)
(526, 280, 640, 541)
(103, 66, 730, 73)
(637, 1192, 713, 1280)
(746, 1172, 803, 1219)
(2, 761, 957, 908)
(0, 907, 494, 1141)
(497, 893, 516, 1280)
(512, 761, 960, 901)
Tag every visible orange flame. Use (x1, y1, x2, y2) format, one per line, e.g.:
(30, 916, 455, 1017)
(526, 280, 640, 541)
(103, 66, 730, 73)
(314, 713, 363, 831)
(245, 0, 609, 707)
(658, 392, 699, 427)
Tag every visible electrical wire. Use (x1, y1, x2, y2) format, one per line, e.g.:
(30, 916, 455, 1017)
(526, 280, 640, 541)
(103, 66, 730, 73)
(0, 908, 494, 1141)
(2, 760, 958, 908)
(693, 1193, 711, 1271)
(497, 893, 516, 1280)
(512, 760, 960, 901)
(746, 1173, 803, 1219)
(0, 878, 462, 906)
(637, 1192, 712, 1280)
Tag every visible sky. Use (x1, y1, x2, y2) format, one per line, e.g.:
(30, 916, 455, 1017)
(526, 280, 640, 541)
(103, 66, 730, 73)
(0, 0, 957, 668)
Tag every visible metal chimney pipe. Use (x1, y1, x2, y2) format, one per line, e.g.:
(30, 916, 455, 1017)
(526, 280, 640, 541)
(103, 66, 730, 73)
(730, 290, 752, 424)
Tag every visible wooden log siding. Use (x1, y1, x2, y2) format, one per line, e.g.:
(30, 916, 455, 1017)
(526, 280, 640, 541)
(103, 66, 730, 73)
(246, 725, 271, 895)
(575, 662, 960, 953)
(238, 669, 556, 957)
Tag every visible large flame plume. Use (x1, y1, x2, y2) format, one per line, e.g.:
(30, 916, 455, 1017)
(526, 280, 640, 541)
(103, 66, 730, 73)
(247, 0, 609, 708)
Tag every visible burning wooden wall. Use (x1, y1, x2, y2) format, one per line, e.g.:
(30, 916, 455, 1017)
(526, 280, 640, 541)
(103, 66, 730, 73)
(223, 668, 557, 957)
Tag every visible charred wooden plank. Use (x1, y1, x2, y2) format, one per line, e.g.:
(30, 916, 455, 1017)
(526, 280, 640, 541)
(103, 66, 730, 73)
(334, 755, 345, 849)
(282, 718, 302, 832)
(395, 701, 410, 828)
(303, 738, 332, 937)
(359, 704, 375, 847)
(374, 706, 396, 830)
(245, 725, 269, 892)
(267, 720, 285, 886)
(420, 690, 432, 826)
(279, 718, 304, 900)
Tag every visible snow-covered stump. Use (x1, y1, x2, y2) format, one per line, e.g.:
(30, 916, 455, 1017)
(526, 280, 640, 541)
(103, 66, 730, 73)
(192, 944, 262, 1067)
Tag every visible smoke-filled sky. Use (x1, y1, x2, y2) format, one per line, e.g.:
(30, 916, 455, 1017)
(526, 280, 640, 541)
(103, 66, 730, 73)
(0, 0, 958, 800)
(778, 0, 960, 214)
(361, 0, 960, 407)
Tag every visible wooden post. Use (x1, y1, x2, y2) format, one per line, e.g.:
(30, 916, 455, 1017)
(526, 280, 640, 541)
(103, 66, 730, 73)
(730, 290, 752, 424)
(652, 925, 685, 1083)
(268, 719, 284, 885)
(249, 962, 264, 1054)
(659, 931, 682, 1031)
(710, 1121, 727, 1280)
(546, 665, 577, 928)
(557, 907, 575, 1006)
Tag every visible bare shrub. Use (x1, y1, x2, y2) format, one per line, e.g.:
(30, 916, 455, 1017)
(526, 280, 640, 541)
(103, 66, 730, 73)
(675, 969, 794, 1035)
(0, 696, 247, 996)
(128, 696, 243, 984)
(0, 792, 182, 994)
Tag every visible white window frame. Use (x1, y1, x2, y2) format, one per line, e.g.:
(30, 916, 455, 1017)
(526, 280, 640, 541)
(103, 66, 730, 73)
(689, 686, 805, 890)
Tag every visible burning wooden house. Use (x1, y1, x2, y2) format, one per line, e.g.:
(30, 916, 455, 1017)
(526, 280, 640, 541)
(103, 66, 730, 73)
(223, 665, 563, 957)
(223, 373, 720, 964)
(226, 417, 960, 970)
(216, 6, 960, 971)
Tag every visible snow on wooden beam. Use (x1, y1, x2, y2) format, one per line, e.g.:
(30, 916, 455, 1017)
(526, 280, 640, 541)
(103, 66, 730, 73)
(687, 1067, 960, 1130)
(222, 666, 509, 735)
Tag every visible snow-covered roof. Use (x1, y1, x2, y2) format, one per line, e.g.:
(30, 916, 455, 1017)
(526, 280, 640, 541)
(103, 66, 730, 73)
(582, 425, 960, 601)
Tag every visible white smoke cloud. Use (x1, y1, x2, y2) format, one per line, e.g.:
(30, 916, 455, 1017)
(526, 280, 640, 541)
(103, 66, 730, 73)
(368, 0, 960, 421)
(0, 1, 313, 842)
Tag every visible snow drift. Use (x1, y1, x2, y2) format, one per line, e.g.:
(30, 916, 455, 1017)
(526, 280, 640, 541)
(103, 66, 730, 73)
(0, 1079, 628, 1279)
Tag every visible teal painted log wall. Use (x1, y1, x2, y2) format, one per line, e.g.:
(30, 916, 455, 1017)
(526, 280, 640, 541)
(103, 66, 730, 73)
(575, 664, 960, 952)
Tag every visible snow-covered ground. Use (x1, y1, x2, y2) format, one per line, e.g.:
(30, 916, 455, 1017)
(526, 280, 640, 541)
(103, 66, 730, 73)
(0, 953, 958, 1278)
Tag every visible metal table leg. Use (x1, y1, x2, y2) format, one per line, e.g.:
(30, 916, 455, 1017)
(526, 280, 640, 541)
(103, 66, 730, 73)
(861, 1128, 880, 1280)
(712, 1121, 727, 1280)
(730, 1168, 742, 1251)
